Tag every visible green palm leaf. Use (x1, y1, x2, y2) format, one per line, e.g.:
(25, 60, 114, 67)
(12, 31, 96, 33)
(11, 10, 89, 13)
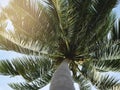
(89, 40, 120, 72)
(93, 40, 120, 60)
(75, 73, 92, 90)
(9, 72, 52, 90)
(0, 56, 53, 82)
(93, 59, 120, 72)
(0, 32, 40, 55)
(89, 71, 119, 90)
(9, 73, 52, 90)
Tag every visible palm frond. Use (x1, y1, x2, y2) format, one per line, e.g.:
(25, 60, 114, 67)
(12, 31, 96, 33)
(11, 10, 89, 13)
(86, 0, 117, 36)
(91, 40, 120, 60)
(0, 56, 53, 82)
(9, 73, 52, 90)
(93, 59, 120, 72)
(75, 0, 117, 55)
(80, 60, 120, 90)
(81, 66, 119, 90)
(76, 13, 115, 56)
(74, 73, 92, 90)
(0, 30, 63, 58)
(0, 32, 40, 55)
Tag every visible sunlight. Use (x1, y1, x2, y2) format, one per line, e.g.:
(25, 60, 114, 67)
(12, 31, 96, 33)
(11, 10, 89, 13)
(0, 0, 10, 8)
(0, 0, 14, 32)
(0, 0, 10, 13)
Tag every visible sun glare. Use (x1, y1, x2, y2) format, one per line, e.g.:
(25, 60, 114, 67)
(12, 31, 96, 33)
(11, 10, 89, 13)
(0, 0, 14, 32)
(0, 0, 10, 12)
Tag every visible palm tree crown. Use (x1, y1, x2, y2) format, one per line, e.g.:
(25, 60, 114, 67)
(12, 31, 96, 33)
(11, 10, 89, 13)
(0, 0, 120, 90)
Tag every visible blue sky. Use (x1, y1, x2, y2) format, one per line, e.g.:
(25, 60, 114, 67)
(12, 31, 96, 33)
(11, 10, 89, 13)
(0, 1, 120, 90)
(113, 1, 120, 18)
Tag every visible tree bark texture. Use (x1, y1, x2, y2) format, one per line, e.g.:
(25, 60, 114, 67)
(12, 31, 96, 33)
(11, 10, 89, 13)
(50, 60, 75, 90)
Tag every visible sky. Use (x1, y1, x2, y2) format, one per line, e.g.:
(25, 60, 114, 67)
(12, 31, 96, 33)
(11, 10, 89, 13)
(0, 0, 120, 90)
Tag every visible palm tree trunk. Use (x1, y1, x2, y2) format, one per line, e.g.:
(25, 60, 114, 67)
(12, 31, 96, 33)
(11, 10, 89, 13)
(50, 60, 75, 90)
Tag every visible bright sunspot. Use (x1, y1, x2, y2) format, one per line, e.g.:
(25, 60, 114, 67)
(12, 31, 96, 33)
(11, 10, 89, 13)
(0, 0, 14, 32)
(0, 0, 10, 13)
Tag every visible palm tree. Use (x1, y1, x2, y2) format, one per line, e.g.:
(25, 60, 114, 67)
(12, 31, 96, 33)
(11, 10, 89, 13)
(0, 0, 120, 90)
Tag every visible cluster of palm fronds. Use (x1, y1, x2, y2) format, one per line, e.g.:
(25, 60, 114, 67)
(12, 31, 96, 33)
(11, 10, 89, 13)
(0, 0, 120, 90)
